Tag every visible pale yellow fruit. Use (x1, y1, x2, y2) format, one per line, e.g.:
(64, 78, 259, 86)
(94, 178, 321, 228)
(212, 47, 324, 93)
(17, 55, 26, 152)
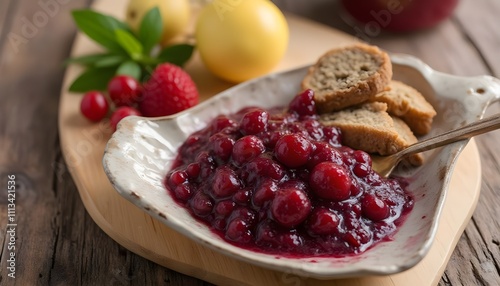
(126, 0, 191, 46)
(195, 0, 289, 83)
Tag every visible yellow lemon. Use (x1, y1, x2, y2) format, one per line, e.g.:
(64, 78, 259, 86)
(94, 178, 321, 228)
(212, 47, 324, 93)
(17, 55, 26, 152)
(126, 0, 191, 46)
(195, 0, 289, 83)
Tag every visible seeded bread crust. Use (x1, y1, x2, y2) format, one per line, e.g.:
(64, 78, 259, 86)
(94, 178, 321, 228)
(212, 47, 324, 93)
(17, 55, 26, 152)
(302, 44, 392, 113)
(391, 116, 424, 166)
(370, 80, 437, 135)
(320, 102, 423, 166)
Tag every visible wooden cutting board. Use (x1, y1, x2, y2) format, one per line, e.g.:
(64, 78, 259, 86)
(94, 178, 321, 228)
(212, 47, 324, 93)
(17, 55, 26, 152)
(58, 0, 481, 285)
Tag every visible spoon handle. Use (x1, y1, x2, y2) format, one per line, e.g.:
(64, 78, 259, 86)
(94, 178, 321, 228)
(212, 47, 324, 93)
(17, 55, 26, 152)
(399, 113, 500, 157)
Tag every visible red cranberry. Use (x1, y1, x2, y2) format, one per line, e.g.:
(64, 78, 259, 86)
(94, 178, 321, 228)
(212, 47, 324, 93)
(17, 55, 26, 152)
(352, 150, 372, 177)
(173, 184, 193, 201)
(241, 156, 285, 184)
(353, 164, 370, 177)
(303, 119, 323, 140)
(279, 180, 307, 191)
(323, 126, 342, 146)
(226, 218, 252, 243)
(255, 221, 279, 247)
(110, 106, 141, 131)
(215, 200, 236, 217)
(185, 134, 202, 146)
(306, 142, 343, 168)
(186, 163, 201, 178)
(229, 207, 256, 224)
(268, 130, 289, 148)
(308, 208, 340, 235)
(236, 106, 260, 118)
(107, 75, 142, 106)
(353, 150, 372, 165)
(288, 89, 316, 116)
(213, 218, 226, 231)
(233, 189, 252, 205)
(209, 134, 234, 162)
(361, 194, 389, 221)
(168, 170, 188, 188)
(344, 228, 371, 248)
(271, 188, 311, 228)
(349, 179, 362, 196)
(232, 136, 265, 165)
(287, 122, 308, 138)
(211, 115, 237, 134)
(252, 179, 278, 207)
(279, 232, 304, 249)
(190, 192, 213, 217)
(195, 151, 216, 179)
(310, 162, 352, 201)
(212, 166, 241, 198)
(274, 134, 313, 168)
(240, 109, 269, 135)
(80, 91, 109, 122)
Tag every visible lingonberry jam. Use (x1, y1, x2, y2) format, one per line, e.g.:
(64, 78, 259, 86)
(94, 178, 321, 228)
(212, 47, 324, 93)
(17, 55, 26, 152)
(165, 90, 413, 257)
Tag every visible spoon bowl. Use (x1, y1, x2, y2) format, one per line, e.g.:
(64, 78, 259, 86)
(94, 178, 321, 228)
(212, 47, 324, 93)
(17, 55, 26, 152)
(373, 113, 500, 177)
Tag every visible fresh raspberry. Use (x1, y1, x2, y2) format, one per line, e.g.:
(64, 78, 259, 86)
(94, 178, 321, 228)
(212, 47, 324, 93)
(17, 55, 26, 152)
(80, 91, 109, 122)
(110, 106, 141, 131)
(139, 63, 199, 117)
(107, 75, 142, 107)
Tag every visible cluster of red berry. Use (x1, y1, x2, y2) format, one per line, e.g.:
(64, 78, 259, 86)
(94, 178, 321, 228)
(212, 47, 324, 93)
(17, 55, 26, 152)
(80, 63, 199, 131)
(165, 90, 413, 255)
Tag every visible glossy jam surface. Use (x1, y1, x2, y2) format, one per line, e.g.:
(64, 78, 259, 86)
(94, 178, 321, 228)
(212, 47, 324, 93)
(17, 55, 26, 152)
(165, 90, 413, 257)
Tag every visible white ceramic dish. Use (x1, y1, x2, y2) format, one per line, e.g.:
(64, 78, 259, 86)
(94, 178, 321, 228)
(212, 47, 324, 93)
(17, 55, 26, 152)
(103, 54, 500, 279)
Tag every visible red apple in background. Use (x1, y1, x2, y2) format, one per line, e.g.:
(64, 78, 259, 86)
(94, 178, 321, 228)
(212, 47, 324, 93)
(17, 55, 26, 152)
(341, 0, 459, 32)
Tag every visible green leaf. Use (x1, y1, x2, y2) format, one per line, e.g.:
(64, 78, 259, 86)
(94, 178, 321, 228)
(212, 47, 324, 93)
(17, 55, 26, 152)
(116, 61, 142, 80)
(158, 44, 195, 67)
(115, 29, 143, 59)
(69, 66, 118, 92)
(64, 53, 115, 66)
(139, 7, 163, 55)
(65, 53, 127, 68)
(93, 54, 128, 68)
(72, 10, 130, 53)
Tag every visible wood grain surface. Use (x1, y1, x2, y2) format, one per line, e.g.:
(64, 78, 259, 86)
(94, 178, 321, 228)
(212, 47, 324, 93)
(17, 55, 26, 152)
(0, 0, 499, 285)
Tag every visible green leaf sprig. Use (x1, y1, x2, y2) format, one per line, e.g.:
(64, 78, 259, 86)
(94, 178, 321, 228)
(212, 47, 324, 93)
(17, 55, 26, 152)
(66, 7, 195, 92)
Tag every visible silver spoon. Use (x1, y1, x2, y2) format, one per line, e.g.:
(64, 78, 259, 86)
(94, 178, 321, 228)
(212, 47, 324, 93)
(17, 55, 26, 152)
(372, 113, 500, 177)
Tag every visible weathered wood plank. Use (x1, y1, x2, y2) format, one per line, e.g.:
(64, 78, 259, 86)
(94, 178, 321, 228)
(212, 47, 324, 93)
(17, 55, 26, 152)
(454, 0, 500, 77)
(0, 0, 210, 284)
(446, 1, 500, 284)
(0, 0, 88, 283)
(0, 0, 15, 55)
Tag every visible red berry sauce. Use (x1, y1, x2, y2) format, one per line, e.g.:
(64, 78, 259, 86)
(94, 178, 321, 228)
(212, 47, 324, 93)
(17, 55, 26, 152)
(165, 90, 414, 257)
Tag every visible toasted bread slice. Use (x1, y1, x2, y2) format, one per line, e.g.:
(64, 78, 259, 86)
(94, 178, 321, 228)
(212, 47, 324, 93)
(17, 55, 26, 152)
(302, 44, 392, 113)
(320, 102, 423, 166)
(371, 80, 436, 135)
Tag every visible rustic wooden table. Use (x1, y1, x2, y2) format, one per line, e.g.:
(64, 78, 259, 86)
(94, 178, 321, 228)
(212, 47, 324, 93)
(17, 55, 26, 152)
(1, 0, 499, 285)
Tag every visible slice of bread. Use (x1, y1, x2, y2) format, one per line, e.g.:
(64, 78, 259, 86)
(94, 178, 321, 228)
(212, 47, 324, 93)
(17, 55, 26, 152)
(301, 44, 392, 113)
(319, 102, 423, 166)
(370, 80, 437, 135)
(391, 116, 424, 166)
